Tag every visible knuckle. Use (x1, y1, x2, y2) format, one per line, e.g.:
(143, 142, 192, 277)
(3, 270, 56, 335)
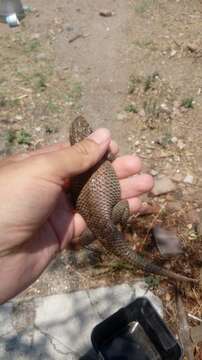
(73, 139, 97, 164)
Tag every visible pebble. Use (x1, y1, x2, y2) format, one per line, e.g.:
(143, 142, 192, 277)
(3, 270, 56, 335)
(171, 136, 178, 144)
(139, 109, 145, 117)
(150, 169, 159, 176)
(151, 175, 176, 196)
(160, 103, 170, 114)
(99, 10, 113, 17)
(183, 175, 194, 184)
(31, 33, 40, 40)
(15, 115, 23, 121)
(36, 53, 47, 61)
(135, 140, 140, 146)
(177, 139, 185, 150)
(117, 113, 127, 121)
(170, 49, 177, 57)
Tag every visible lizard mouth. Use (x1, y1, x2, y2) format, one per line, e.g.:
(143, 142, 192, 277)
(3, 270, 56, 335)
(69, 116, 93, 145)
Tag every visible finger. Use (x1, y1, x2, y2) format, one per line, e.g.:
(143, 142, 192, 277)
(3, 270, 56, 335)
(31, 128, 111, 180)
(109, 140, 119, 155)
(23, 143, 69, 158)
(120, 174, 154, 199)
(112, 155, 142, 179)
(61, 198, 143, 249)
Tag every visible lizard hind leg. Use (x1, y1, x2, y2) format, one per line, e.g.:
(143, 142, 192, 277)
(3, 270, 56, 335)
(112, 200, 130, 227)
(79, 228, 95, 247)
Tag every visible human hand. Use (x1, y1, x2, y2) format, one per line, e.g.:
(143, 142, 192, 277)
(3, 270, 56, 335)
(0, 128, 153, 303)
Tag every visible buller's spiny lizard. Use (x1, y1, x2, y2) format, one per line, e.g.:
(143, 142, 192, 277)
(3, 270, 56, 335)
(69, 116, 197, 283)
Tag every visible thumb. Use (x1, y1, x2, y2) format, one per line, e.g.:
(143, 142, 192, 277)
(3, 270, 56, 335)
(34, 128, 111, 180)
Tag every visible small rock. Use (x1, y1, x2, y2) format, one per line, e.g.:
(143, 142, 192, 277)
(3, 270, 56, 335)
(171, 136, 178, 144)
(190, 324, 202, 344)
(99, 10, 113, 17)
(15, 115, 23, 121)
(187, 42, 198, 53)
(150, 169, 158, 176)
(171, 173, 183, 183)
(35, 53, 47, 61)
(152, 225, 183, 256)
(139, 109, 145, 117)
(135, 140, 140, 146)
(183, 175, 194, 185)
(177, 139, 185, 150)
(160, 103, 170, 114)
(31, 33, 40, 40)
(170, 49, 177, 57)
(152, 175, 176, 196)
(64, 24, 74, 32)
(117, 113, 127, 121)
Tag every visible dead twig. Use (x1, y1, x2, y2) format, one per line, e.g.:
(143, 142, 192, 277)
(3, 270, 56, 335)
(176, 286, 194, 360)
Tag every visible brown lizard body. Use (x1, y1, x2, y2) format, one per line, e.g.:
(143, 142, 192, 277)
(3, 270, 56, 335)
(69, 116, 197, 283)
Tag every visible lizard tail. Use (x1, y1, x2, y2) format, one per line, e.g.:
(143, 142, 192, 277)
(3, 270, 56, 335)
(102, 226, 198, 283)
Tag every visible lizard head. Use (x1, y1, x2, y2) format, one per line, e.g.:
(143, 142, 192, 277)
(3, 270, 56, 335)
(69, 116, 93, 145)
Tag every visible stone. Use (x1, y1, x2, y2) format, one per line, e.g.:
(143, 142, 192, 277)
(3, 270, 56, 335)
(183, 175, 194, 185)
(151, 175, 176, 196)
(150, 169, 158, 176)
(190, 325, 202, 344)
(177, 139, 185, 150)
(117, 112, 127, 121)
(152, 225, 183, 256)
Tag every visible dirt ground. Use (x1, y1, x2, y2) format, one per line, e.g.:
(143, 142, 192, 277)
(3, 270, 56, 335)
(0, 0, 202, 357)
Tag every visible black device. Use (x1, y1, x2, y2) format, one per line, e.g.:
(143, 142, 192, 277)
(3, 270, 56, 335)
(91, 297, 182, 360)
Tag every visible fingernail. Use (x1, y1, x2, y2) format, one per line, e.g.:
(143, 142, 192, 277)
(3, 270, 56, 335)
(88, 128, 111, 144)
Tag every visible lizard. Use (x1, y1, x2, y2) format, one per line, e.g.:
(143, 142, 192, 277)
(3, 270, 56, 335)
(69, 115, 198, 283)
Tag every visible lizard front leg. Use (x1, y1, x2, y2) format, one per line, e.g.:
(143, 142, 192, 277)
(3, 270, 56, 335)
(112, 200, 130, 227)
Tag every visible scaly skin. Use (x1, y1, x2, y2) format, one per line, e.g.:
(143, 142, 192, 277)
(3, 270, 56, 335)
(69, 116, 198, 283)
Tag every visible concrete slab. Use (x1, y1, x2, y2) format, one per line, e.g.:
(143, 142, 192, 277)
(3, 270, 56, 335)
(0, 283, 163, 359)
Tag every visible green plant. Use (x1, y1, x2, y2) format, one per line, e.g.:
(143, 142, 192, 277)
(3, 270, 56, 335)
(125, 104, 138, 113)
(128, 75, 142, 94)
(0, 95, 6, 107)
(5, 129, 16, 144)
(25, 39, 40, 52)
(16, 129, 32, 145)
(145, 275, 160, 289)
(34, 73, 47, 91)
(45, 125, 57, 134)
(181, 97, 194, 109)
(144, 72, 159, 92)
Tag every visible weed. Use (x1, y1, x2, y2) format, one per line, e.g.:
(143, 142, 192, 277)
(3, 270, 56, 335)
(145, 275, 160, 289)
(24, 39, 40, 53)
(34, 73, 47, 91)
(109, 260, 133, 272)
(125, 104, 138, 113)
(0, 95, 7, 107)
(47, 100, 60, 113)
(135, 0, 154, 14)
(45, 125, 57, 134)
(143, 99, 160, 118)
(0, 95, 20, 108)
(65, 82, 82, 107)
(144, 72, 159, 92)
(5, 129, 16, 144)
(181, 97, 194, 109)
(16, 129, 32, 145)
(128, 75, 142, 94)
